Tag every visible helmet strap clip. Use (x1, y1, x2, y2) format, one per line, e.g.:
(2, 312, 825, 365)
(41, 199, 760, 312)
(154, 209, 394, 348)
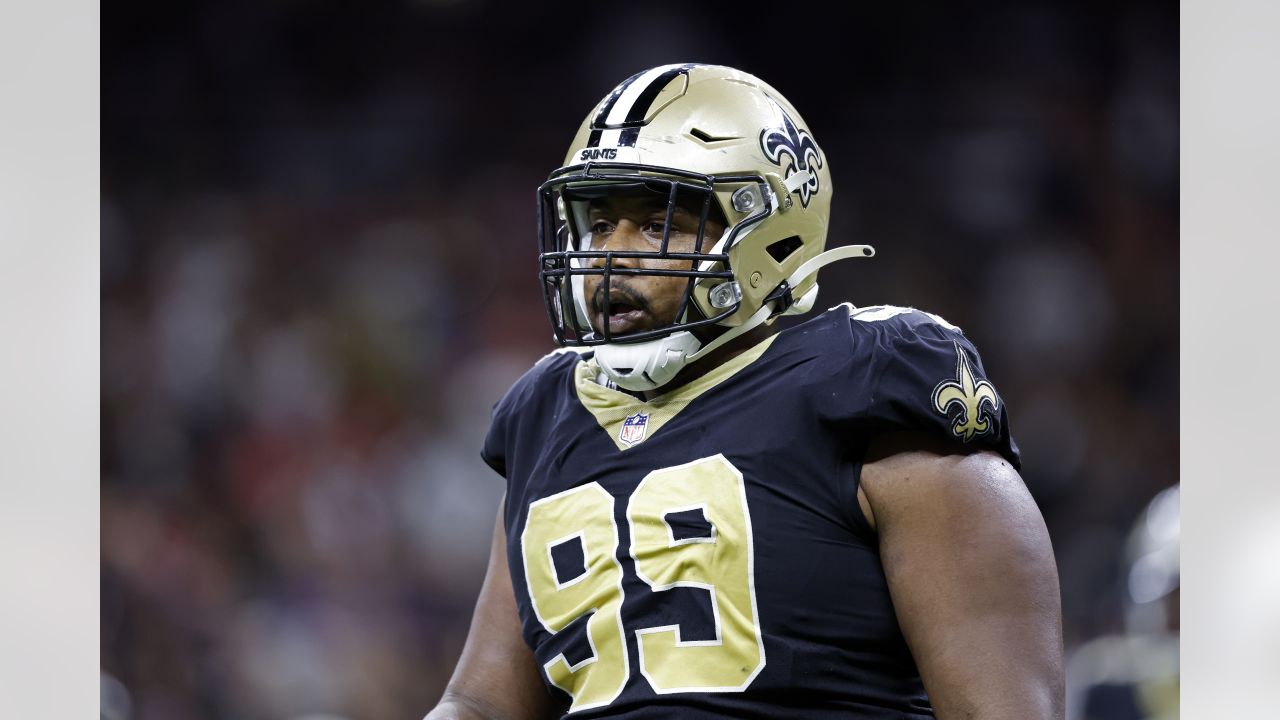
(764, 280, 794, 316)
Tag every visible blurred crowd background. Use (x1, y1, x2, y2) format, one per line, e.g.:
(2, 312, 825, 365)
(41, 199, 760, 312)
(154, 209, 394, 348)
(101, 1, 1178, 718)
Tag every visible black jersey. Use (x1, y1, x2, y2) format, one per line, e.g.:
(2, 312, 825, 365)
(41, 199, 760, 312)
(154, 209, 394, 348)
(482, 304, 1019, 719)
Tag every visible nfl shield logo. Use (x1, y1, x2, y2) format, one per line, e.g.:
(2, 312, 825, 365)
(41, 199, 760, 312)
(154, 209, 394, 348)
(619, 412, 649, 447)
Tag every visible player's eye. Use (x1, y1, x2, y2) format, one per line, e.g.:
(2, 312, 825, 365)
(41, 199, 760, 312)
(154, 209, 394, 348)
(642, 221, 668, 236)
(589, 220, 615, 235)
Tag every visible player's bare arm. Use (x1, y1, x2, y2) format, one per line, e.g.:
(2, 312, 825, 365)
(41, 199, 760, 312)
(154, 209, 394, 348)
(425, 502, 559, 720)
(860, 433, 1065, 720)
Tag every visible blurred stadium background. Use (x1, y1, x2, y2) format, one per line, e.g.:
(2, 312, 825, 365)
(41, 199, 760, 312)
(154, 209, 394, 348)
(101, 1, 1178, 718)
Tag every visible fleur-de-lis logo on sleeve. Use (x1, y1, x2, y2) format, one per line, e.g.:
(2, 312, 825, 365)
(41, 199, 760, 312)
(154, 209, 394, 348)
(931, 342, 1000, 442)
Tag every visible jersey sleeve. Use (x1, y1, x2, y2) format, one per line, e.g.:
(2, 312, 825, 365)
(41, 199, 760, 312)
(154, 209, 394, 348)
(824, 307, 1021, 468)
(481, 397, 512, 477)
(481, 349, 580, 479)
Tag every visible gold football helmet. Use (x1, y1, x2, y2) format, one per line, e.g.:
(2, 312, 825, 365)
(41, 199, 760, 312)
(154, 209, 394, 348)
(538, 63, 874, 390)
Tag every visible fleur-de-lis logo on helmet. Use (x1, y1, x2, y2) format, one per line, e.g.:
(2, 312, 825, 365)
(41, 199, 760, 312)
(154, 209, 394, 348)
(759, 104, 823, 208)
(931, 342, 1001, 442)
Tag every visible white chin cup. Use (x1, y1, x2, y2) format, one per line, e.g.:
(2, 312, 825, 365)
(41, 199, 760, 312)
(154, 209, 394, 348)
(593, 244, 878, 393)
(594, 331, 703, 392)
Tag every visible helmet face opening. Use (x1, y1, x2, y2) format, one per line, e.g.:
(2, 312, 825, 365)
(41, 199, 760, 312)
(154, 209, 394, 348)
(538, 162, 774, 346)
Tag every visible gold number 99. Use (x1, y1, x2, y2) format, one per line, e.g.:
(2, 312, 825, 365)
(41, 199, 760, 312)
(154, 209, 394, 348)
(520, 454, 765, 713)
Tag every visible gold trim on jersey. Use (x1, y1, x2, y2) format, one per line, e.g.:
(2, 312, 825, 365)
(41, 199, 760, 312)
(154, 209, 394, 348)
(574, 334, 779, 451)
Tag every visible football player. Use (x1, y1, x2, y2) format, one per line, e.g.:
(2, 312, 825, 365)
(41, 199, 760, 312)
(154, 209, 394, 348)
(427, 64, 1064, 719)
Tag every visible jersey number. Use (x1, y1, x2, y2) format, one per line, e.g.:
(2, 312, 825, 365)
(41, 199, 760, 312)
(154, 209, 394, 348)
(520, 454, 765, 712)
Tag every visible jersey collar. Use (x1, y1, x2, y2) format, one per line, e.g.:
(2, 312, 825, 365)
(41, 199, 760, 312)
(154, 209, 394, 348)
(573, 333, 778, 451)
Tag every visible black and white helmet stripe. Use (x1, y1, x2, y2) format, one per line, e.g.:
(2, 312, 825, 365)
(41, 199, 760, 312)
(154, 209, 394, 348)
(586, 63, 700, 148)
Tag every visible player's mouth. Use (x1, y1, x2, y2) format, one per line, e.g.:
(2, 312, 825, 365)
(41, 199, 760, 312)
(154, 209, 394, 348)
(593, 286, 651, 337)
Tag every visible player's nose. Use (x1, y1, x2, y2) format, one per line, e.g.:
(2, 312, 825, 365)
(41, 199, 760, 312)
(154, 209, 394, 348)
(587, 220, 645, 270)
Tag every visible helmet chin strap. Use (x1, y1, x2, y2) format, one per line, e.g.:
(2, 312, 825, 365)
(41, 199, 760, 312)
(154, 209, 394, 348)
(594, 244, 876, 392)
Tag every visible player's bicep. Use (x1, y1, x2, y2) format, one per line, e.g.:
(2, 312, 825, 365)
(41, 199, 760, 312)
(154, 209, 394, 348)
(862, 440, 1064, 720)
(427, 500, 558, 720)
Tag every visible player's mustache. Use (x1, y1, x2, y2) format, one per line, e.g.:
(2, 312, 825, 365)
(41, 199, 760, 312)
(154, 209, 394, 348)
(591, 282, 651, 316)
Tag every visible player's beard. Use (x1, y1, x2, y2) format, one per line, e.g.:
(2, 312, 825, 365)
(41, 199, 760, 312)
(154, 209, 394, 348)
(590, 281, 656, 337)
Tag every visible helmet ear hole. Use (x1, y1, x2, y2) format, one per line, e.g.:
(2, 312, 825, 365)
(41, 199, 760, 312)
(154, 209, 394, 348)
(765, 235, 803, 263)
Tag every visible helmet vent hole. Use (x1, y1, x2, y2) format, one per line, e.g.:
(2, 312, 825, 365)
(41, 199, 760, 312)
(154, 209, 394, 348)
(765, 235, 803, 263)
(689, 127, 739, 143)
